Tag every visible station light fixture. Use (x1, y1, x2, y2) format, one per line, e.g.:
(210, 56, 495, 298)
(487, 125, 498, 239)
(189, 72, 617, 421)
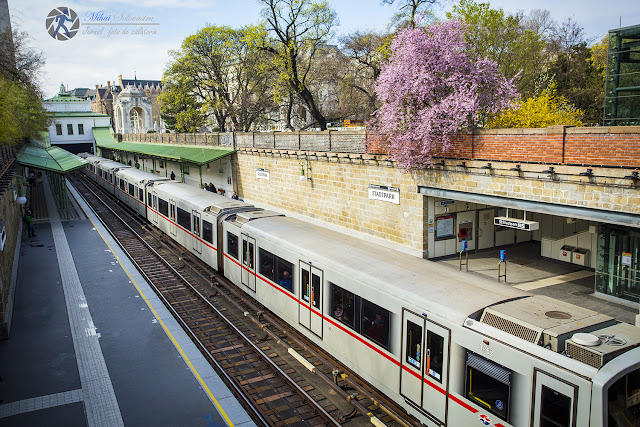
(509, 164, 521, 172)
(543, 166, 555, 175)
(434, 160, 445, 167)
(480, 163, 492, 170)
(579, 168, 593, 177)
(298, 157, 312, 182)
(456, 161, 466, 168)
(624, 171, 639, 180)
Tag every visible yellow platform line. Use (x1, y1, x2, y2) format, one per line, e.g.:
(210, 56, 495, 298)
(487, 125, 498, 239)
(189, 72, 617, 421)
(85, 214, 235, 427)
(514, 270, 594, 291)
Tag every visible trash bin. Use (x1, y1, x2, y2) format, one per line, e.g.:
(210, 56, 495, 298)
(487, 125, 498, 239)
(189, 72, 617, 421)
(572, 248, 590, 267)
(559, 245, 575, 262)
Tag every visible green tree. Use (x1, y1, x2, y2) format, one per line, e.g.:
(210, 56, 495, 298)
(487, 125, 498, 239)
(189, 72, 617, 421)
(254, 0, 338, 130)
(158, 80, 205, 133)
(487, 83, 583, 128)
(447, 0, 547, 97)
(161, 25, 274, 132)
(547, 41, 605, 125)
(381, 0, 437, 29)
(337, 30, 393, 117)
(0, 28, 49, 146)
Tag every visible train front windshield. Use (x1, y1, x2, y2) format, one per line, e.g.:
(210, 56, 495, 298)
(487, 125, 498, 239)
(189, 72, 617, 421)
(607, 367, 640, 426)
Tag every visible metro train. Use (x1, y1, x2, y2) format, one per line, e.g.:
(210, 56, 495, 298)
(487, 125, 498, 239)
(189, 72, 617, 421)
(80, 154, 640, 427)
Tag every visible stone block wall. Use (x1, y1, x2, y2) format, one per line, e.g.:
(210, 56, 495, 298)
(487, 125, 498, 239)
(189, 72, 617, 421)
(0, 171, 24, 339)
(233, 150, 426, 257)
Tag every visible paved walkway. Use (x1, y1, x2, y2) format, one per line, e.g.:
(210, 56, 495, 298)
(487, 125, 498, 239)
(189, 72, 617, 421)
(0, 175, 255, 426)
(435, 242, 639, 325)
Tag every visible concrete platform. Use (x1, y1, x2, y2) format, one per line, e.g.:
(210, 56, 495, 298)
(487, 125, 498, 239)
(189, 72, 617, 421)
(435, 242, 639, 325)
(0, 176, 255, 426)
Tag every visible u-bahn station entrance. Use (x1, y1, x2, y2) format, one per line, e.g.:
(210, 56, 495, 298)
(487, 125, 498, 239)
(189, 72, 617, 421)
(109, 125, 640, 322)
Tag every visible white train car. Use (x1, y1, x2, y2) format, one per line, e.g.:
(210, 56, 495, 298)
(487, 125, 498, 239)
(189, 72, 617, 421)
(91, 158, 130, 195)
(113, 168, 169, 217)
(221, 211, 640, 427)
(80, 156, 640, 427)
(146, 182, 255, 270)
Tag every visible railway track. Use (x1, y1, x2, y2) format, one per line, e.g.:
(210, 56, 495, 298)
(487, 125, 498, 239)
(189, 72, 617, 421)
(68, 172, 418, 427)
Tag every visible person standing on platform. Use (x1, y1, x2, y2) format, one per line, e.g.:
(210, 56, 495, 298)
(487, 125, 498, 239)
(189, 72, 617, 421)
(24, 210, 35, 237)
(232, 191, 238, 200)
(170, 171, 176, 180)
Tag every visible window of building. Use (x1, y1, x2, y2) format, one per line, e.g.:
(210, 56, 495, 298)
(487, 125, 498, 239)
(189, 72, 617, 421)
(259, 248, 294, 293)
(596, 224, 640, 303)
(465, 352, 511, 422)
(67, 124, 73, 135)
(227, 232, 238, 259)
(177, 207, 191, 230)
(158, 198, 169, 217)
(78, 124, 84, 135)
(159, 160, 165, 168)
(202, 220, 213, 244)
(56, 124, 62, 135)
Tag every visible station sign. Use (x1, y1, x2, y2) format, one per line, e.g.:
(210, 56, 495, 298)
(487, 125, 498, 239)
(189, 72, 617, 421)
(368, 184, 400, 204)
(256, 168, 270, 180)
(437, 200, 455, 206)
(494, 216, 539, 231)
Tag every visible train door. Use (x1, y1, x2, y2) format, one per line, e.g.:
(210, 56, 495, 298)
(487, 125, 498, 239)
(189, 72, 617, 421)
(192, 210, 202, 254)
(151, 194, 158, 225)
(169, 200, 176, 236)
(477, 208, 495, 250)
(298, 262, 323, 338)
(532, 370, 577, 427)
(241, 235, 256, 291)
(400, 309, 450, 425)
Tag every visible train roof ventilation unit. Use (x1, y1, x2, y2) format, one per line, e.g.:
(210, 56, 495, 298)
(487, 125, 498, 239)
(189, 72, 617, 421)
(235, 210, 284, 224)
(565, 323, 640, 369)
(478, 295, 615, 351)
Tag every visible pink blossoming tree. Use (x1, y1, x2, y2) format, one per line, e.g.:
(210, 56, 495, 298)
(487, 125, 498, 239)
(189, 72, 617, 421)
(372, 20, 518, 170)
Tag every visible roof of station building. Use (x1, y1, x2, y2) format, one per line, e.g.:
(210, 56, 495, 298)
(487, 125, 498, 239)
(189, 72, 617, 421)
(94, 127, 235, 165)
(18, 145, 88, 173)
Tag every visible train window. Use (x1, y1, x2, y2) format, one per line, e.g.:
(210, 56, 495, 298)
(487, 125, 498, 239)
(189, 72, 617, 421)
(158, 198, 169, 217)
(405, 321, 422, 369)
(465, 352, 511, 421)
(330, 283, 356, 329)
(258, 248, 293, 293)
(244, 240, 254, 269)
(311, 274, 320, 309)
(301, 269, 310, 302)
(361, 299, 390, 350)
(426, 331, 444, 383)
(138, 188, 144, 202)
(607, 367, 640, 426)
(177, 207, 191, 230)
(119, 179, 125, 191)
(128, 183, 135, 196)
(540, 385, 571, 427)
(202, 220, 213, 244)
(148, 193, 152, 206)
(226, 232, 238, 259)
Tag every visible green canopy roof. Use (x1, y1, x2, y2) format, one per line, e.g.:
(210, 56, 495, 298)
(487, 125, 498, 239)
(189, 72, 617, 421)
(18, 145, 88, 173)
(94, 131, 235, 165)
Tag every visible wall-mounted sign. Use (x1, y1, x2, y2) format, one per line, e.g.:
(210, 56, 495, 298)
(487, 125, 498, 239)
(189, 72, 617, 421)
(256, 168, 270, 180)
(622, 252, 632, 266)
(437, 200, 455, 206)
(368, 184, 400, 204)
(494, 217, 539, 231)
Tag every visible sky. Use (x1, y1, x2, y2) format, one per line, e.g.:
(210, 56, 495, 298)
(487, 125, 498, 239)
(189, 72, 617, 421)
(7, 0, 640, 99)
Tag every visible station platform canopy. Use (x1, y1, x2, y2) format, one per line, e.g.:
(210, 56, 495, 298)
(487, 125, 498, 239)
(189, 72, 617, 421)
(18, 145, 88, 174)
(94, 127, 235, 165)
